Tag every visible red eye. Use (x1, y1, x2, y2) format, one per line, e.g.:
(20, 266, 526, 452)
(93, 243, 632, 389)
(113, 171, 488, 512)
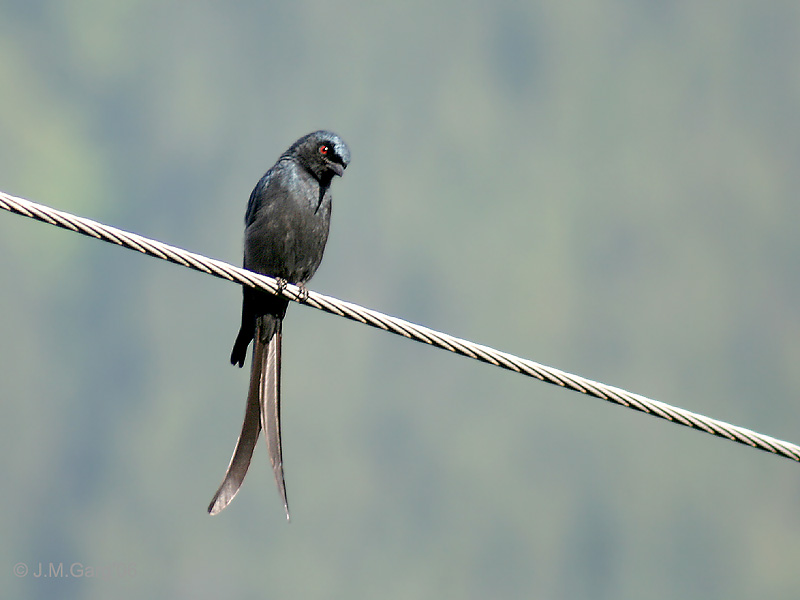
(319, 144, 329, 155)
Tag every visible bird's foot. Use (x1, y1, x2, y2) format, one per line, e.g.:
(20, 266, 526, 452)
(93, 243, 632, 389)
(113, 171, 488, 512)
(274, 277, 288, 296)
(296, 282, 310, 302)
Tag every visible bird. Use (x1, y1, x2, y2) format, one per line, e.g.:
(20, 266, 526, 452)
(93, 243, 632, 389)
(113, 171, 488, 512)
(208, 130, 350, 519)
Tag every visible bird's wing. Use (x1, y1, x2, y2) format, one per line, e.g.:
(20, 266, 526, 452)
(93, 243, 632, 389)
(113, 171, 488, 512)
(260, 317, 289, 520)
(207, 336, 265, 515)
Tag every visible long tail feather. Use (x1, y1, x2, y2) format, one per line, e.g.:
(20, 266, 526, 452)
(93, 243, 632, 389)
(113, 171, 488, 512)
(261, 318, 289, 520)
(207, 335, 266, 515)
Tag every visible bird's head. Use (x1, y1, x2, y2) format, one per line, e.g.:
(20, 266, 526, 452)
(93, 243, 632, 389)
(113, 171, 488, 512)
(290, 130, 351, 181)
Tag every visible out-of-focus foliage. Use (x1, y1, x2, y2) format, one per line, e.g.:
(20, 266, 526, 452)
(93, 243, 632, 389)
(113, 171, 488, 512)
(1, 1, 799, 598)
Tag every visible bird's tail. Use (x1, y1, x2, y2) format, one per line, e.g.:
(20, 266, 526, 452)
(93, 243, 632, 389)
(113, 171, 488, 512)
(209, 315, 287, 518)
(230, 326, 253, 368)
(231, 289, 289, 368)
(230, 291, 257, 368)
(261, 318, 288, 520)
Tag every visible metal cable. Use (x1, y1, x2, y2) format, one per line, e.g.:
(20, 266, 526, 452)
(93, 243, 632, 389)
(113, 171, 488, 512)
(2, 189, 799, 463)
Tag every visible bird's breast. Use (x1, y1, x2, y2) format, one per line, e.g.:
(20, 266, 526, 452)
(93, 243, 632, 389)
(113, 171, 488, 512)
(243, 189, 332, 284)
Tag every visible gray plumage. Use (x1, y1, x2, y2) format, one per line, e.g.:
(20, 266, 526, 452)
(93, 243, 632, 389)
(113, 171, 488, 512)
(208, 131, 350, 518)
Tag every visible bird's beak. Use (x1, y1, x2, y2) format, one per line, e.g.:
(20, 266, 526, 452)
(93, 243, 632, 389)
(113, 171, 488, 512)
(330, 162, 345, 177)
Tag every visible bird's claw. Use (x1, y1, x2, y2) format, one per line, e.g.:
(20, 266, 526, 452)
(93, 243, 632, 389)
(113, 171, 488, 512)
(296, 283, 309, 302)
(274, 277, 288, 296)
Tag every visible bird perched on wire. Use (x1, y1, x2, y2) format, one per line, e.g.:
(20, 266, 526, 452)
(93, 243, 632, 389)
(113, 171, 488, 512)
(208, 130, 351, 519)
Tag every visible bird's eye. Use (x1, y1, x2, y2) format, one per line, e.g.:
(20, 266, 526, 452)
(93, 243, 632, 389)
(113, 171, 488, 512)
(319, 144, 329, 155)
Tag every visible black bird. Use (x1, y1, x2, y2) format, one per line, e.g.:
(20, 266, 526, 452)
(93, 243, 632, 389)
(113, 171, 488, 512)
(208, 130, 350, 518)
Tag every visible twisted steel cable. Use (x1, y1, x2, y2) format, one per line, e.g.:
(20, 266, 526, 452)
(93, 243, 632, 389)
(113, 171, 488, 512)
(2, 189, 799, 463)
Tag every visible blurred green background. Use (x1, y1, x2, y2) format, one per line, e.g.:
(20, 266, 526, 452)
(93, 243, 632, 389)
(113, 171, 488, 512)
(2, 1, 800, 598)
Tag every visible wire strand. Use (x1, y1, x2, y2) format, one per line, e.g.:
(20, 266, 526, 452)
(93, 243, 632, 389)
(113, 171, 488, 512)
(2, 189, 799, 463)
